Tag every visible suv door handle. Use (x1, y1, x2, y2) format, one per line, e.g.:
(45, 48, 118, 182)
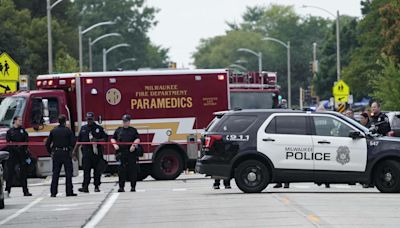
(263, 138, 275, 142)
(318, 140, 331, 144)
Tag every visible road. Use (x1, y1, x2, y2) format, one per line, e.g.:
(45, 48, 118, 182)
(0, 173, 399, 228)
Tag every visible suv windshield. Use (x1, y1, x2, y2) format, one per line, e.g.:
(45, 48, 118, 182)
(341, 114, 369, 134)
(230, 92, 274, 109)
(0, 97, 26, 127)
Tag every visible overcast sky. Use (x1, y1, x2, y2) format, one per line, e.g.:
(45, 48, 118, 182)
(147, 0, 363, 68)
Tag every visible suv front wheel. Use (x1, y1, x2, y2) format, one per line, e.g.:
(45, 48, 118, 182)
(374, 160, 400, 193)
(234, 160, 270, 193)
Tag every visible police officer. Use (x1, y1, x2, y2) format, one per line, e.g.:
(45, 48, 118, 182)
(213, 179, 231, 189)
(111, 114, 140, 192)
(5, 116, 32, 197)
(370, 101, 391, 135)
(77, 112, 108, 193)
(45, 115, 77, 197)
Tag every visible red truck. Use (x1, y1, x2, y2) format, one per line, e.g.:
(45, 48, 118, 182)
(0, 69, 280, 180)
(229, 71, 281, 109)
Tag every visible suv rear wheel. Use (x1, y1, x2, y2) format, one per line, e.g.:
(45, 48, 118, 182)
(234, 160, 270, 193)
(374, 160, 400, 193)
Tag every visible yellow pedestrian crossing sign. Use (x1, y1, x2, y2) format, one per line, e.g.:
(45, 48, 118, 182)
(0, 52, 20, 81)
(0, 81, 17, 93)
(333, 80, 350, 103)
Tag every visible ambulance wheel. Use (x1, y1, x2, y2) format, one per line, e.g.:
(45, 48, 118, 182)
(374, 160, 400, 193)
(234, 160, 270, 193)
(151, 149, 183, 180)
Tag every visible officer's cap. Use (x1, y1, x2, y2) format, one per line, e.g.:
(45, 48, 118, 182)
(122, 114, 131, 122)
(86, 112, 95, 120)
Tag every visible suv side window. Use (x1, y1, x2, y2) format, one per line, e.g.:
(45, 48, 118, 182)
(265, 117, 276, 133)
(313, 116, 353, 137)
(268, 116, 307, 135)
(220, 115, 257, 132)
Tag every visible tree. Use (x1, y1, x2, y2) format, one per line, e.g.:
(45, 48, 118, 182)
(193, 31, 266, 71)
(371, 56, 400, 110)
(315, 16, 359, 99)
(193, 4, 332, 105)
(342, 0, 400, 100)
(54, 49, 79, 73)
(70, 0, 168, 71)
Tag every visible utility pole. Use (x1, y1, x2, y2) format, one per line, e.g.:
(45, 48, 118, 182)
(300, 87, 304, 110)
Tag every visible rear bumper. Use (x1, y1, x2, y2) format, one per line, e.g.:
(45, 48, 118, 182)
(195, 156, 231, 178)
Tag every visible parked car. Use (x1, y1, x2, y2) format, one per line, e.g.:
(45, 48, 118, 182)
(387, 112, 400, 137)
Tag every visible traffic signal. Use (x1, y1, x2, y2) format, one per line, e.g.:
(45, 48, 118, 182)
(311, 96, 319, 105)
(309, 61, 319, 74)
(304, 88, 311, 100)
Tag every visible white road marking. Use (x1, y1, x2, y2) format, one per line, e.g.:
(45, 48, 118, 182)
(333, 185, 352, 189)
(292, 185, 311, 189)
(172, 188, 187, 192)
(0, 197, 44, 225)
(83, 193, 119, 228)
(136, 189, 146, 192)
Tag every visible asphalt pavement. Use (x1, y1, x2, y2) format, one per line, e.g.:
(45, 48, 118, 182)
(0, 172, 399, 228)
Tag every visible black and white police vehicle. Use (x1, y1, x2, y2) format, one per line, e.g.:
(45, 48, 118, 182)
(196, 109, 400, 193)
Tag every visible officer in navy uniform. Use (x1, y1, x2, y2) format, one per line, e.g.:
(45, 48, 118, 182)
(370, 101, 391, 135)
(213, 179, 231, 189)
(46, 115, 77, 197)
(5, 116, 32, 197)
(77, 112, 108, 193)
(111, 114, 140, 192)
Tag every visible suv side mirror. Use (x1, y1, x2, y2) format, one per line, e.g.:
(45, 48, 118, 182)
(349, 130, 363, 139)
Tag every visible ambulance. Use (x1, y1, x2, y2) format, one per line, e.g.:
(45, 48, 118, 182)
(0, 69, 280, 180)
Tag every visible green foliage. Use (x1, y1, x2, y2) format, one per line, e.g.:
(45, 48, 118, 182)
(54, 49, 79, 73)
(315, 16, 359, 99)
(193, 4, 331, 104)
(0, 0, 169, 80)
(71, 0, 168, 71)
(342, 0, 400, 100)
(193, 31, 265, 71)
(371, 56, 400, 110)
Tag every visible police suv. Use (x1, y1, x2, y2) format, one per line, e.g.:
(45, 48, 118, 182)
(196, 109, 400, 193)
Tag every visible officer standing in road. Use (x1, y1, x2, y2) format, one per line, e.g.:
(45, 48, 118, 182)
(213, 179, 231, 189)
(77, 112, 108, 193)
(370, 101, 391, 135)
(5, 116, 32, 197)
(45, 115, 77, 197)
(111, 114, 140, 192)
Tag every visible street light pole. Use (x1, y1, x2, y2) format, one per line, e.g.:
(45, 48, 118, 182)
(336, 10, 341, 81)
(78, 21, 115, 72)
(103, 43, 131, 71)
(228, 64, 248, 72)
(115, 58, 136, 68)
(88, 38, 92, 72)
(47, 0, 63, 74)
(237, 48, 263, 85)
(287, 41, 291, 108)
(88, 33, 121, 71)
(302, 5, 340, 81)
(262, 37, 291, 108)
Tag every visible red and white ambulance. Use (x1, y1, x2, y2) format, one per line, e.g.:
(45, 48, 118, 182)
(0, 69, 280, 180)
